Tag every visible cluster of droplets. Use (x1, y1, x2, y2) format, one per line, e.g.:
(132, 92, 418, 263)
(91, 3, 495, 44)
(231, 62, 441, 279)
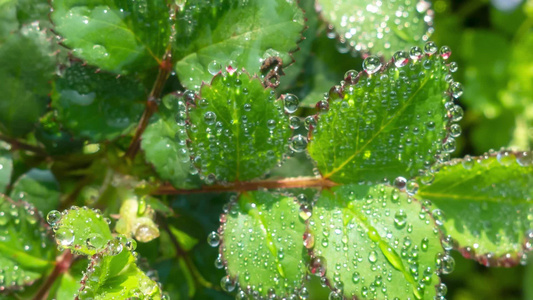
(0, 196, 50, 291)
(187, 72, 292, 183)
(311, 42, 462, 184)
(303, 185, 453, 299)
(213, 193, 308, 299)
(325, 0, 434, 56)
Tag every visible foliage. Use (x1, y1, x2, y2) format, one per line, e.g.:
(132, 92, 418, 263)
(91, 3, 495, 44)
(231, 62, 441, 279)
(0, 0, 531, 299)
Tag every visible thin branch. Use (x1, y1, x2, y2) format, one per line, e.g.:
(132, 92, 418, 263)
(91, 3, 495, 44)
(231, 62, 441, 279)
(126, 49, 173, 159)
(33, 251, 74, 300)
(154, 176, 337, 195)
(0, 133, 48, 157)
(160, 218, 215, 290)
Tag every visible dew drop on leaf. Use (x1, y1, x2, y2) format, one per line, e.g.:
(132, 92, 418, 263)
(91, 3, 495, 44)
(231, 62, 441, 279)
(207, 231, 221, 247)
(46, 210, 61, 227)
(283, 94, 300, 113)
(423, 41, 438, 55)
(207, 60, 222, 75)
(55, 227, 75, 246)
(362, 56, 382, 74)
(289, 116, 301, 129)
(393, 50, 409, 68)
(409, 46, 423, 60)
(290, 135, 308, 153)
(450, 82, 464, 98)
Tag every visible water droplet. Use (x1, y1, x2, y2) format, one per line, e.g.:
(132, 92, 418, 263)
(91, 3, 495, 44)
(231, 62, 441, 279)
(309, 256, 327, 276)
(497, 150, 514, 166)
(394, 176, 407, 190)
(289, 116, 301, 129)
(304, 116, 317, 130)
(55, 227, 74, 246)
(450, 82, 463, 98)
(303, 231, 315, 249)
(409, 46, 423, 60)
(86, 233, 105, 249)
(450, 124, 461, 137)
(394, 210, 407, 229)
(363, 56, 382, 75)
(517, 151, 532, 166)
(266, 119, 276, 129)
(207, 60, 222, 75)
(352, 272, 360, 283)
(449, 62, 458, 73)
(299, 204, 312, 221)
(424, 41, 438, 55)
(46, 210, 61, 227)
(442, 138, 456, 153)
(344, 69, 358, 80)
(328, 291, 342, 300)
(290, 135, 308, 153)
(204, 111, 216, 125)
(436, 282, 447, 296)
(368, 250, 378, 263)
(439, 254, 455, 274)
(393, 50, 409, 68)
(220, 275, 236, 292)
(283, 94, 300, 113)
(432, 209, 446, 226)
(439, 46, 451, 60)
(406, 180, 419, 195)
(207, 231, 220, 247)
(462, 155, 474, 169)
(243, 103, 252, 112)
(125, 238, 137, 251)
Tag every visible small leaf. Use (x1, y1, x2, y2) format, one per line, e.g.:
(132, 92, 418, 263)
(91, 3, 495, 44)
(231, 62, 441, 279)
(51, 0, 171, 73)
(316, 0, 433, 57)
(141, 93, 201, 190)
(0, 22, 55, 137)
(52, 63, 146, 142)
(0, 195, 55, 290)
(308, 46, 456, 184)
(308, 184, 445, 299)
(416, 151, 533, 266)
(10, 168, 60, 214)
(220, 191, 308, 297)
(49, 206, 114, 255)
(0, 150, 13, 193)
(78, 247, 162, 299)
(173, 0, 305, 89)
(188, 72, 291, 182)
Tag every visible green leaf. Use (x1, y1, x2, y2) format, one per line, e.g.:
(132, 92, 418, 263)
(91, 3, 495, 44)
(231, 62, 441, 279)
(0, 195, 55, 290)
(0, 150, 12, 193)
(52, 63, 146, 142)
(78, 247, 162, 299)
(0, 23, 55, 137)
(47, 257, 86, 300)
(173, 0, 305, 89)
(51, 0, 171, 74)
(308, 49, 456, 184)
(142, 93, 201, 190)
(49, 206, 114, 255)
(308, 184, 445, 299)
(221, 191, 308, 297)
(416, 151, 533, 266)
(10, 168, 60, 214)
(188, 72, 291, 182)
(316, 0, 433, 57)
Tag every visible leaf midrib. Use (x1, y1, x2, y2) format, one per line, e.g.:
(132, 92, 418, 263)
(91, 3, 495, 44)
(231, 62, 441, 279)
(324, 74, 431, 179)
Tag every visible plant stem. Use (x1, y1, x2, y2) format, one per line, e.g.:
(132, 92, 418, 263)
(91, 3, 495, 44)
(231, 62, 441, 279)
(154, 176, 337, 195)
(0, 133, 48, 157)
(33, 251, 74, 300)
(126, 49, 173, 159)
(160, 219, 215, 290)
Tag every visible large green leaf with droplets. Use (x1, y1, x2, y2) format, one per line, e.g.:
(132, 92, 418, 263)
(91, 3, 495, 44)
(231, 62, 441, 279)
(221, 191, 308, 298)
(307, 51, 455, 184)
(316, 0, 433, 57)
(416, 151, 533, 266)
(77, 248, 162, 299)
(142, 93, 201, 189)
(188, 72, 291, 182)
(49, 206, 114, 256)
(0, 195, 55, 290)
(308, 184, 444, 299)
(0, 23, 55, 137)
(10, 169, 60, 214)
(173, 0, 305, 89)
(51, 0, 171, 74)
(0, 150, 12, 193)
(51, 63, 146, 142)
